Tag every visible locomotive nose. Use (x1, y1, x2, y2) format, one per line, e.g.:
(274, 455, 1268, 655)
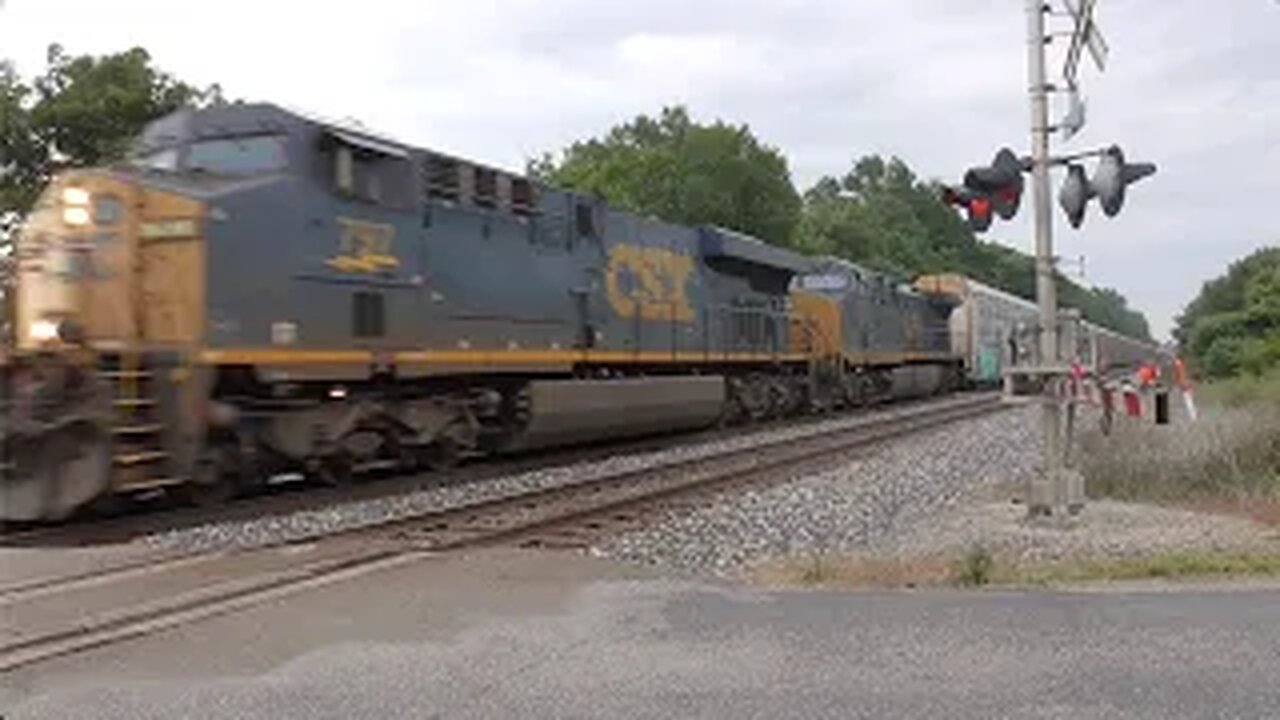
(13, 171, 205, 352)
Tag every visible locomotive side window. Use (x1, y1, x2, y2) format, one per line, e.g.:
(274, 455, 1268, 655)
(352, 291, 385, 338)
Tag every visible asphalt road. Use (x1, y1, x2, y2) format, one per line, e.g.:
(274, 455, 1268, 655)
(4, 550, 1279, 719)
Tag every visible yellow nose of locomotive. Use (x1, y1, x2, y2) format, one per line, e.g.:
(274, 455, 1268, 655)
(13, 171, 204, 353)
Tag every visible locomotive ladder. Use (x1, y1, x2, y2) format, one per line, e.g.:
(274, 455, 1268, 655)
(97, 199, 184, 495)
(98, 351, 181, 493)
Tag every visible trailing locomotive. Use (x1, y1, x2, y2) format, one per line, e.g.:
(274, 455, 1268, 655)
(1, 102, 965, 522)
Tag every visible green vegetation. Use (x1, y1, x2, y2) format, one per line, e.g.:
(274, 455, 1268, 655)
(1012, 551, 1280, 587)
(1, 44, 219, 339)
(2, 45, 219, 232)
(1082, 246, 1280, 515)
(1175, 246, 1280, 380)
(1201, 367, 1280, 409)
(757, 548, 1280, 590)
(953, 544, 995, 587)
(536, 105, 1151, 341)
(1081, 396, 1280, 507)
(529, 106, 802, 246)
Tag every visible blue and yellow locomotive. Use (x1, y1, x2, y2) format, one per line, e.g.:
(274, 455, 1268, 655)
(2, 102, 965, 521)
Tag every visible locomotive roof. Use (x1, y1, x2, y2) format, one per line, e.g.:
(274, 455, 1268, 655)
(132, 101, 522, 184)
(698, 226, 814, 275)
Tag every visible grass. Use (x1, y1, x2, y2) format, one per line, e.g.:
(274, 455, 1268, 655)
(1079, 377, 1280, 515)
(749, 548, 1280, 591)
(1200, 367, 1280, 409)
(752, 553, 956, 589)
(954, 544, 995, 587)
(746, 372, 1280, 593)
(1012, 551, 1280, 587)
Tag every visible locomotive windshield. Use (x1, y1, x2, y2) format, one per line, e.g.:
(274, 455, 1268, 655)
(187, 135, 287, 175)
(128, 135, 287, 176)
(133, 147, 179, 172)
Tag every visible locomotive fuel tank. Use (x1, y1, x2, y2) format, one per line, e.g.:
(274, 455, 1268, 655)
(503, 376, 726, 452)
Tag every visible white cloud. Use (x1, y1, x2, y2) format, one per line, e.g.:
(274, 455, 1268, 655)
(1, 0, 1277, 339)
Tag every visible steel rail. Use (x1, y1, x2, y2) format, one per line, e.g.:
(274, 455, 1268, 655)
(0, 393, 1006, 672)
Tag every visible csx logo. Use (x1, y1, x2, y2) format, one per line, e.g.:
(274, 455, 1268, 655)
(605, 245, 695, 323)
(326, 217, 400, 274)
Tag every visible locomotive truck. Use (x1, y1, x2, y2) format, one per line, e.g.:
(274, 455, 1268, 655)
(1, 102, 968, 522)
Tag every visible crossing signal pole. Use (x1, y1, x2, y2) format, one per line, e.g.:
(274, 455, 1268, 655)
(941, 1, 1158, 519)
(1026, 0, 1065, 518)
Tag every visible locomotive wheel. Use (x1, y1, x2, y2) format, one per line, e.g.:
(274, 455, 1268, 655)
(180, 445, 240, 508)
(422, 436, 461, 472)
(316, 452, 356, 487)
(0, 421, 112, 522)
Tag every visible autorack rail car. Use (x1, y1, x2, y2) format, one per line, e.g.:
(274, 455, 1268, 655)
(914, 273, 1040, 387)
(1, 102, 969, 522)
(915, 273, 1165, 386)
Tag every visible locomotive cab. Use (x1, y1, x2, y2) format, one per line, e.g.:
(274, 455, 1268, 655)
(3, 107, 304, 520)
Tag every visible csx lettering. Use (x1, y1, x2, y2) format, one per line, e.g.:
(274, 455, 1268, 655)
(326, 217, 399, 274)
(605, 245, 695, 323)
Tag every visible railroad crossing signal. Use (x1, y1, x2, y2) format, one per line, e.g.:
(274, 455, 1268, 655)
(1058, 145, 1157, 228)
(964, 148, 1025, 220)
(941, 186, 993, 232)
(942, 147, 1026, 232)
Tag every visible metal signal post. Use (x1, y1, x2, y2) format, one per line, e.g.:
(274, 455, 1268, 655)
(1025, 0, 1068, 516)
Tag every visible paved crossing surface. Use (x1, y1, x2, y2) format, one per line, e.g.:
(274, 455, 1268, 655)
(5, 550, 1279, 719)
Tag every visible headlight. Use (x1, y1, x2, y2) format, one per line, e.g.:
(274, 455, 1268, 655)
(62, 206, 91, 226)
(62, 187, 90, 206)
(30, 319, 59, 342)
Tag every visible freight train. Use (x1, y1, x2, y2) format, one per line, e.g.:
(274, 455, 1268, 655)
(0, 102, 1153, 522)
(914, 273, 1163, 387)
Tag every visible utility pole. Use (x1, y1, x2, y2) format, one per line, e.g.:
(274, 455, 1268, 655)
(1026, 0, 1063, 516)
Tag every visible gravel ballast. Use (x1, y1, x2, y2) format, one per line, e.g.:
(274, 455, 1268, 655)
(593, 404, 1278, 578)
(137, 397, 982, 554)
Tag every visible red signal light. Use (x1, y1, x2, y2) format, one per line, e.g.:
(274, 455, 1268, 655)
(970, 196, 991, 219)
(967, 196, 993, 232)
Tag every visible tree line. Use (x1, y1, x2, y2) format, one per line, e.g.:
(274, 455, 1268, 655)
(1174, 247, 1280, 380)
(2, 45, 1151, 342)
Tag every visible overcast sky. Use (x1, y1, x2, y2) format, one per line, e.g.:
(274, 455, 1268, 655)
(2, 0, 1276, 339)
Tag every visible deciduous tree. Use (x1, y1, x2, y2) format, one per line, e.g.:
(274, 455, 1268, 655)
(531, 106, 802, 246)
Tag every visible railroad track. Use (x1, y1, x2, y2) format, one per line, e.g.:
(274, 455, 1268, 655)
(0, 392, 1006, 672)
(0, 390, 942, 549)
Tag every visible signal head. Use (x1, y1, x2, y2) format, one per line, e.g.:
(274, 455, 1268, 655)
(941, 185, 994, 232)
(963, 147, 1024, 220)
(1092, 145, 1158, 218)
(968, 195, 993, 232)
(1058, 163, 1091, 229)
